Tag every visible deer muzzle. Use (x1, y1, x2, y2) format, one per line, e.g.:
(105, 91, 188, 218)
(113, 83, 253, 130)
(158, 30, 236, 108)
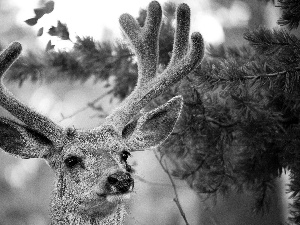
(105, 171, 134, 194)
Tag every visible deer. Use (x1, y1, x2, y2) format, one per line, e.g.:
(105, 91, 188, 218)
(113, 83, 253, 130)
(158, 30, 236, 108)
(0, 1, 204, 224)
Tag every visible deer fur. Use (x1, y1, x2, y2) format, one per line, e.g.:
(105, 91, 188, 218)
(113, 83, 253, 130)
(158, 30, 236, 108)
(0, 1, 204, 224)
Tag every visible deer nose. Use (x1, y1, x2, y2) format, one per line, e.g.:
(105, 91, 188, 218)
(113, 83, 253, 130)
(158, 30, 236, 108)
(106, 171, 134, 193)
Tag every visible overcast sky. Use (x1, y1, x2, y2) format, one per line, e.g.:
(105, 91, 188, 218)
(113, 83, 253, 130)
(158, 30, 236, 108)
(6, 0, 253, 49)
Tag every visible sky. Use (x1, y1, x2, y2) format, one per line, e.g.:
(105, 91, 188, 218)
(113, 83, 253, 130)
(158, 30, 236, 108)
(6, 0, 252, 49)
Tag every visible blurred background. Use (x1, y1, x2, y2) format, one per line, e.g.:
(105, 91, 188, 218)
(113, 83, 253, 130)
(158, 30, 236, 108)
(0, 0, 290, 224)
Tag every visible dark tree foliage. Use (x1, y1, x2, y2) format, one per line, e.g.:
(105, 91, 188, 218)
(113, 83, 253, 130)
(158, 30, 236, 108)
(277, 0, 300, 30)
(5, 37, 137, 99)
(4, 1, 300, 224)
(257, 0, 300, 30)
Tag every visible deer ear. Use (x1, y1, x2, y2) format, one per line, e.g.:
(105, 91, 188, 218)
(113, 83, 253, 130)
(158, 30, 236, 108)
(0, 117, 54, 158)
(124, 96, 183, 151)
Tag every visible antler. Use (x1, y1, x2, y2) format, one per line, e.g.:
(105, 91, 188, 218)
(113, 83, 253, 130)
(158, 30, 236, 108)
(0, 42, 64, 145)
(105, 1, 204, 134)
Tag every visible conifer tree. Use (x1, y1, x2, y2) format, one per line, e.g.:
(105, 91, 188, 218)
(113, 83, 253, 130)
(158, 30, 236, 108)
(3, 0, 300, 224)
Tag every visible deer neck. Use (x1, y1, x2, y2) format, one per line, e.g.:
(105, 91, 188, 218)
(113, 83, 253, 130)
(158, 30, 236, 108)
(50, 199, 126, 225)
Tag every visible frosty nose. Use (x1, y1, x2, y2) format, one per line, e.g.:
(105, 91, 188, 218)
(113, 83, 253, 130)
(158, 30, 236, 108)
(106, 171, 134, 193)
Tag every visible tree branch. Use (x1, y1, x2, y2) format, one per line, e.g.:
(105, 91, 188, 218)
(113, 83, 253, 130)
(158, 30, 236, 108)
(154, 151, 191, 225)
(58, 88, 113, 123)
(243, 66, 300, 79)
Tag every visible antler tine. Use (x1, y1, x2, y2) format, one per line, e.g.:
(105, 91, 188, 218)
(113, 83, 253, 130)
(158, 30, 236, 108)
(105, 1, 204, 134)
(169, 3, 190, 64)
(119, 1, 162, 87)
(0, 42, 64, 146)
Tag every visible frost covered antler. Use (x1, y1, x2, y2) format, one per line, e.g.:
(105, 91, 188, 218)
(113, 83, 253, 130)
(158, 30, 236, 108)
(106, 1, 204, 133)
(0, 1, 204, 224)
(0, 43, 64, 141)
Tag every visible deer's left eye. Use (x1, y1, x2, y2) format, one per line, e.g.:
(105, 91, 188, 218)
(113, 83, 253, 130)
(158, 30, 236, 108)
(120, 150, 131, 162)
(64, 155, 83, 169)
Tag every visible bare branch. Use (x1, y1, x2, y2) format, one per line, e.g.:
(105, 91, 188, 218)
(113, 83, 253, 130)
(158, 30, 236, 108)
(59, 89, 113, 123)
(154, 151, 191, 225)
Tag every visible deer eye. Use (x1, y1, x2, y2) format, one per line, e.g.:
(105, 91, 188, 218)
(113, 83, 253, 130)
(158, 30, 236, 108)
(64, 155, 83, 169)
(120, 150, 131, 162)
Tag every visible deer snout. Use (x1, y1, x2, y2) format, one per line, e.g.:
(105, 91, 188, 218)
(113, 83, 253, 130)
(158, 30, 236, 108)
(105, 171, 134, 194)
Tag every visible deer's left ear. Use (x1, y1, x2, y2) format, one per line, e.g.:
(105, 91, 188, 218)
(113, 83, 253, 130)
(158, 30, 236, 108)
(123, 96, 183, 151)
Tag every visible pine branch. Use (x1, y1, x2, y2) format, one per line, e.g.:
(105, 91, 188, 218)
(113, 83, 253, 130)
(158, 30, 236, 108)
(244, 27, 300, 56)
(256, 0, 300, 30)
(256, 0, 275, 3)
(243, 66, 300, 79)
(7, 36, 138, 99)
(277, 0, 300, 30)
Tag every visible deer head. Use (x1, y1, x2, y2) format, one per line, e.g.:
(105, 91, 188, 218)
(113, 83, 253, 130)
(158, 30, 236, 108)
(0, 1, 204, 224)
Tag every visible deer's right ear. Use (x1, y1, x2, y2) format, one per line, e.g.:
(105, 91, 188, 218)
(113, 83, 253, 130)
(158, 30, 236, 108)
(123, 96, 183, 151)
(0, 117, 54, 158)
